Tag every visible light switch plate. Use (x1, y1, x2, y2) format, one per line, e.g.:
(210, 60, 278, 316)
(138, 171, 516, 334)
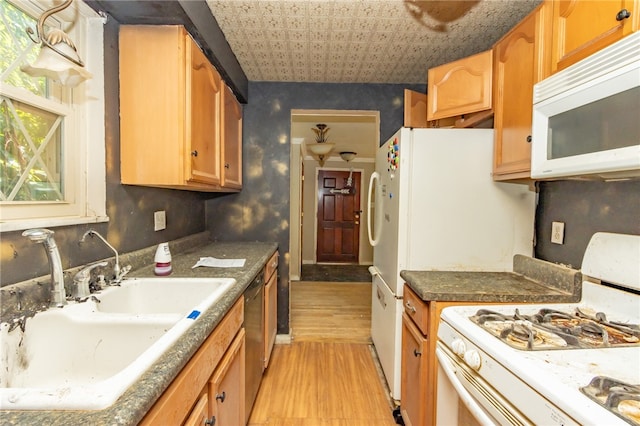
(154, 210, 166, 231)
(551, 221, 564, 244)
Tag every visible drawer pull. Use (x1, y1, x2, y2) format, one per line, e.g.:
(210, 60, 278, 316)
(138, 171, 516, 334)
(215, 391, 226, 403)
(405, 301, 416, 314)
(414, 349, 422, 357)
(205, 416, 216, 425)
(616, 8, 631, 21)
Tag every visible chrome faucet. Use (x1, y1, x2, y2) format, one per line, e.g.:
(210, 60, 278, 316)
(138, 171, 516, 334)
(22, 228, 67, 307)
(72, 261, 108, 299)
(80, 230, 130, 284)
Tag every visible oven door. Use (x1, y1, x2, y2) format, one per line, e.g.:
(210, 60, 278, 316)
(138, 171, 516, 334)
(435, 342, 533, 426)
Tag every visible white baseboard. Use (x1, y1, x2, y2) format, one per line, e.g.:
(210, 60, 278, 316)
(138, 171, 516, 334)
(275, 332, 293, 344)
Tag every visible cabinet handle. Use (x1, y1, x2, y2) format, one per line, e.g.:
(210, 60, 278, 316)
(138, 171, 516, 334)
(191, 150, 198, 157)
(215, 391, 226, 403)
(414, 348, 422, 357)
(205, 416, 216, 425)
(526, 135, 532, 143)
(405, 301, 416, 314)
(616, 9, 631, 21)
(224, 163, 230, 169)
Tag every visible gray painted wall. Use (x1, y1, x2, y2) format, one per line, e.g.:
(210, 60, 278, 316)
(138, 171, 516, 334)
(534, 179, 640, 269)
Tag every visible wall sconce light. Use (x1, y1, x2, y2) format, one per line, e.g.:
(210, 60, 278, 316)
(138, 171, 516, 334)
(307, 124, 334, 166)
(21, 0, 92, 88)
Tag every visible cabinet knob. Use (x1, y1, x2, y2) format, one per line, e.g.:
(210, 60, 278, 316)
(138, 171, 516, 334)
(413, 348, 422, 357)
(526, 135, 532, 143)
(191, 150, 198, 157)
(224, 163, 230, 169)
(205, 416, 216, 425)
(616, 9, 631, 21)
(216, 391, 226, 403)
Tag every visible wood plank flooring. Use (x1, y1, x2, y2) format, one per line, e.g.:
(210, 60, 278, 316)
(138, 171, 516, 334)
(248, 281, 397, 426)
(291, 281, 372, 344)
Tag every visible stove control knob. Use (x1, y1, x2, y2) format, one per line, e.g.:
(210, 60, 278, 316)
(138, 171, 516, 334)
(451, 338, 466, 357)
(463, 350, 482, 371)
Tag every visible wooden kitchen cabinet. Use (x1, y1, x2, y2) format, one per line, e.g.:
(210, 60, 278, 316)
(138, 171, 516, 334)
(404, 89, 428, 128)
(119, 25, 242, 192)
(221, 83, 243, 189)
(263, 251, 278, 369)
(551, 0, 640, 73)
(140, 298, 244, 425)
(427, 49, 493, 121)
(400, 285, 471, 426)
(209, 328, 246, 425)
(492, 3, 552, 181)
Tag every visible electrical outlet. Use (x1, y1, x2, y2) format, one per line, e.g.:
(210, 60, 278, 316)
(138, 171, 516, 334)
(551, 221, 564, 244)
(154, 210, 166, 231)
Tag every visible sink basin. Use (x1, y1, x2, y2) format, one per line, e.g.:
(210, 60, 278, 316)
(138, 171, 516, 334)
(0, 277, 236, 410)
(92, 277, 236, 315)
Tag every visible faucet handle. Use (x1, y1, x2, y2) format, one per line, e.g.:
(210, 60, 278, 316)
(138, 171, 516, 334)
(73, 261, 108, 299)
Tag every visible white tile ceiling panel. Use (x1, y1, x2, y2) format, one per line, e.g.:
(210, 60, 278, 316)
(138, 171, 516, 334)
(206, 0, 541, 84)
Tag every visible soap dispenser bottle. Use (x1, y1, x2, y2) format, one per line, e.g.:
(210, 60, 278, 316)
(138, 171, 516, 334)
(154, 242, 172, 276)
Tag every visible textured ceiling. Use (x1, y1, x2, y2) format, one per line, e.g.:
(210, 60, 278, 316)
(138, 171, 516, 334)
(205, 0, 542, 84)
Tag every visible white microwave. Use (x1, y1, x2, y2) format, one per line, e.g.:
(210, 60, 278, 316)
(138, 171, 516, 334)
(531, 31, 640, 179)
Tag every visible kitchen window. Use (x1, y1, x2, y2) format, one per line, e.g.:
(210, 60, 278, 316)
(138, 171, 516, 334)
(0, 0, 106, 232)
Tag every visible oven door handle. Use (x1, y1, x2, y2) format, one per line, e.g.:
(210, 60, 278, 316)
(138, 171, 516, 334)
(435, 343, 498, 426)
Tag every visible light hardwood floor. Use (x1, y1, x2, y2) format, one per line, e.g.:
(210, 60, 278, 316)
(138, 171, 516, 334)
(247, 281, 397, 426)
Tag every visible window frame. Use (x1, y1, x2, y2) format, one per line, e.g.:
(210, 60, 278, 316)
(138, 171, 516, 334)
(0, 0, 106, 232)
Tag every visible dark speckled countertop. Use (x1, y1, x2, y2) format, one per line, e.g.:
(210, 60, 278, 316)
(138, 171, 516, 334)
(400, 254, 582, 303)
(1, 241, 277, 426)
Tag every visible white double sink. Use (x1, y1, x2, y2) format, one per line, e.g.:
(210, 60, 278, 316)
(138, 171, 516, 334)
(0, 277, 236, 410)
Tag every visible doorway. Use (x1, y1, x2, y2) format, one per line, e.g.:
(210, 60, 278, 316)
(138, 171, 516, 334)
(316, 169, 361, 263)
(289, 109, 379, 281)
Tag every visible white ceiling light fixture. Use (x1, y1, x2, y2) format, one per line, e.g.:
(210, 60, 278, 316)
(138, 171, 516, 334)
(307, 123, 334, 166)
(340, 151, 357, 162)
(21, 0, 92, 88)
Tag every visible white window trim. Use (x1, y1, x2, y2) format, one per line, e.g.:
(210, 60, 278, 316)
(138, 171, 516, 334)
(0, 0, 107, 232)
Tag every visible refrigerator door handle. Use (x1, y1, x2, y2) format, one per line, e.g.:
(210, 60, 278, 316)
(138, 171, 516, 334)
(367, 171, 382, 246)
(368, 266, 380, 277)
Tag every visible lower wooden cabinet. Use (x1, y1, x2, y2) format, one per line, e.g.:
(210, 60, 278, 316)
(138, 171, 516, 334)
(140, 298, 244, 425)
(400, 285, 473, 426)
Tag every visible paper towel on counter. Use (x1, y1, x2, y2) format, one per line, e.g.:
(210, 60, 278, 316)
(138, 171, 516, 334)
(192, 257, 246, 268)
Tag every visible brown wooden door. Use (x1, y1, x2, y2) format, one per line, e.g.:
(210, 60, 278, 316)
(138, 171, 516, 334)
(316, 170, 361, 263)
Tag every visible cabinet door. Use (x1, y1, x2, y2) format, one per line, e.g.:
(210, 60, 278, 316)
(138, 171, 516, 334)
(183, 392, 211, 426)
(427, 49, 493, 121)
(187, 36, 222, 186)
(264, 271, 277, 368)
(400, 313, 428, 426)
(403, 89, 428, 128)
(552, 0, 640, 72)
(210, 329, 245, 426)
(221, 84, 243, 189)
(493, 3, 552, 180)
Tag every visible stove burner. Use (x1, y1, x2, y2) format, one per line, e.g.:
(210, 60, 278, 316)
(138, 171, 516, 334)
(581, 376, 640, 425)
(470, 307, 640, 351)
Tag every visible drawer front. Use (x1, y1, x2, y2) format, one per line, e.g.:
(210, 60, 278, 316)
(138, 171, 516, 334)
(265, 251, 278, 279)
(403, 284, 429, 335)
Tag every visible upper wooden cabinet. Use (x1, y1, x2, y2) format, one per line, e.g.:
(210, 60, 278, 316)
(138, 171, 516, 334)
(119, 25, 242, 192)
(551, 0, 640, 72)
(427, 49, 493, 121)
(492, 3, 552, 181)
(403, 89, 428, 128)
(221, 83, 243, 189)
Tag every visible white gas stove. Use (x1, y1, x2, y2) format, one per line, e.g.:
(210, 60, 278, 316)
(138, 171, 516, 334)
(437, 233, 640, 426)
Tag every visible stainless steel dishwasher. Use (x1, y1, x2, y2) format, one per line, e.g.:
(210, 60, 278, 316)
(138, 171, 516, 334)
(244, 270, 264, 422)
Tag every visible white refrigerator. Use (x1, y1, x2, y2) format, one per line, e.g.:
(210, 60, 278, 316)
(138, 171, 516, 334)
(366, 127, 536, 402)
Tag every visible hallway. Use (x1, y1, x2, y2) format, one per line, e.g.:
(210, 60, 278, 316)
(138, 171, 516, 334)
(247, 281, 397, 425)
